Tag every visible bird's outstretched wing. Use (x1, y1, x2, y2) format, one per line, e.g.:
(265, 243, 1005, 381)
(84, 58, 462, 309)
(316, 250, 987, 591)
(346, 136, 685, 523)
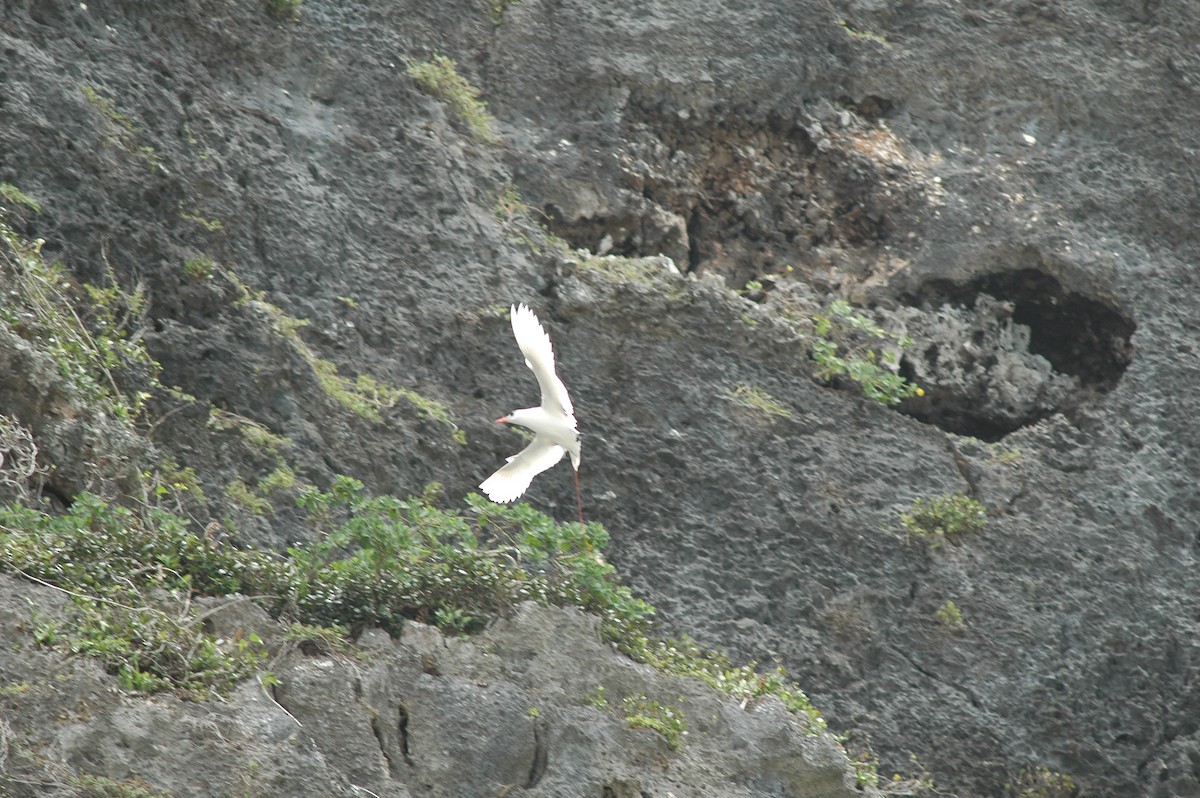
(510, 304, 575, 422)
(479, 437, 566, 503)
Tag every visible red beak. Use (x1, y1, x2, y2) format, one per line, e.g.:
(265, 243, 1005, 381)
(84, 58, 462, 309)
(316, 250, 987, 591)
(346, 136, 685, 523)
(495, 416, 510, 424)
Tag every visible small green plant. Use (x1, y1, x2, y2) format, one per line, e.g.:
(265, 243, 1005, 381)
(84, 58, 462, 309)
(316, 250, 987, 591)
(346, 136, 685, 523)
(406, 55, 499, 143)
(226, 479, 272, 515)
(526, 705, 540, 719)
(493, 182, 566, 255)
(583, 685, 608, 709)
(281, 622, 356, 658)
(257, 465, 296, 494)
(336, 295, 359, 309)
(901, 493, 988, 546)
(81, 85, 160, 169)
(0, 217, 160, 423)
(401, 388, 468, 445)
(0, 183, 41, 213)
(143, 455, 208, 511)
(179, 211, 224, 233)
(615, 635, 824, 733)
(576, 253, 671, 286)
(486, 0, 521, 25)
(935, 600, 966, 631)
(1005, 766, 1076, 798)
(251, 294, 464, 438)
(837, 18, 891, 47)
(623, 695, 687, 751)
(264, 0, 301, 21)
(182, 256, 216, 280)
(809, 299, 923, 405)
(208, 408, 293, 455)
(72, 773, 173, 798)
(727, 383, 792, 420)
(889, 753, 937, 793)
(247, 296, 402, 423)
(851, 752, 881, 788)
(993, 446, 1023, 465)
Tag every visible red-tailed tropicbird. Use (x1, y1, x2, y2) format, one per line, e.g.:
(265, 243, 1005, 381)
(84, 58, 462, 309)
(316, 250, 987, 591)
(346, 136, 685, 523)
(480, 303, 584, 521)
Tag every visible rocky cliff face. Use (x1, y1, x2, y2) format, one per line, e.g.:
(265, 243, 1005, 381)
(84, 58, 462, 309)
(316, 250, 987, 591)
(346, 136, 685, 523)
(1, 0, 1199, 796)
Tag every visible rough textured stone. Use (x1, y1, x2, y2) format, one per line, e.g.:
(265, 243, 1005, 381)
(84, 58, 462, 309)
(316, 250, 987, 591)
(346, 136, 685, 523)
(0, 578, 864, 797)
(0, 0, 1199, 795)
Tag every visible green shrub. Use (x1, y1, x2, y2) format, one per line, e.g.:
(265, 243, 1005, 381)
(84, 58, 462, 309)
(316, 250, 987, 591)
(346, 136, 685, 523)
(407, 55, 499, 143)
(1006, 766, 1076, 798)
(810, 299, 923, 405)
(727, 383, 792, 420)
(935, 599, 966, 630)
(901, 493, 988, 546)
(486, 0, 521, 25)
(623, 695, 687, 750)
(0, 182, 41, 213)
(0, 217, 159, 422)
(0, 480, 827, 730)
(182, 256, 216, 280)
(1, 495, 281, 697)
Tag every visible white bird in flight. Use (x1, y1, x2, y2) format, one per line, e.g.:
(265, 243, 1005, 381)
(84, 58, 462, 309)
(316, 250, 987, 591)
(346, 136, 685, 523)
(480, 303, 584, 520)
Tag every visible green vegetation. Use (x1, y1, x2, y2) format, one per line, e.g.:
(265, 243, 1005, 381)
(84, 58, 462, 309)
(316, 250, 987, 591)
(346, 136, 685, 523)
(208, 408, 293, 455)
(992, 446, 1023, 465)
(727, 383, 792, 420)
(179, 211, 224, 233)
(901, 493, 988, 547)
(264, 0, 301, 21)
(72, 773, 173, 798)
(407, 55, 499, 143)
(936, 600, 966, 631)
(851, 753, 881, 788)
(486, 0, 521, 25)
(182, 255, 216, 280)
(248, 296, 400, 422)
(889, 754, 937, 793)
(280, 621, 357, 658)
(576, 253, 671, 286)
(809, 299, 923, 406)
(258, 465, 296, 494)
(837, 18, 891, 48)
(225, 478, 273, 515)
(398, 387, 468, 445)
(6, 495, 272, 698)
(584, 685, 608, 709)
(617, 634, 824, 731)
(0, 216, 159, 423)
(623, 695, 687, 750)
(81, 85, 161, 169)
(244, 292, 461, 439)
(0, 477, 825, 733)
(0, 182, 41, 213)
(494, 182, 567, 255)
(1005, 766, 1076, 798)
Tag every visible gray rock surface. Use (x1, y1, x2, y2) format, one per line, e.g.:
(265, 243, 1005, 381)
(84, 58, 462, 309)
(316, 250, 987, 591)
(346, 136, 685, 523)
(0, 576, 860, 797)
(1, 0, 1199, 795)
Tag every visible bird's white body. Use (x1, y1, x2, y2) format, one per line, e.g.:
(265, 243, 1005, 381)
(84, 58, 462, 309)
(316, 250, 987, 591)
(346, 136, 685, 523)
(480, 304, 581, 504)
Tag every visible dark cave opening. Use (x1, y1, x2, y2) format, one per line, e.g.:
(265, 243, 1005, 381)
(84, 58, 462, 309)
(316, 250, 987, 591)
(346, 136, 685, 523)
(897, 267, 1135, 440)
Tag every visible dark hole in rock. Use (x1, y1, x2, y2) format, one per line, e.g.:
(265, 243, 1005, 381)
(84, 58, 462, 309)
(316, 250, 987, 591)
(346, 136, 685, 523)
(896, 267, 1134, 441)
